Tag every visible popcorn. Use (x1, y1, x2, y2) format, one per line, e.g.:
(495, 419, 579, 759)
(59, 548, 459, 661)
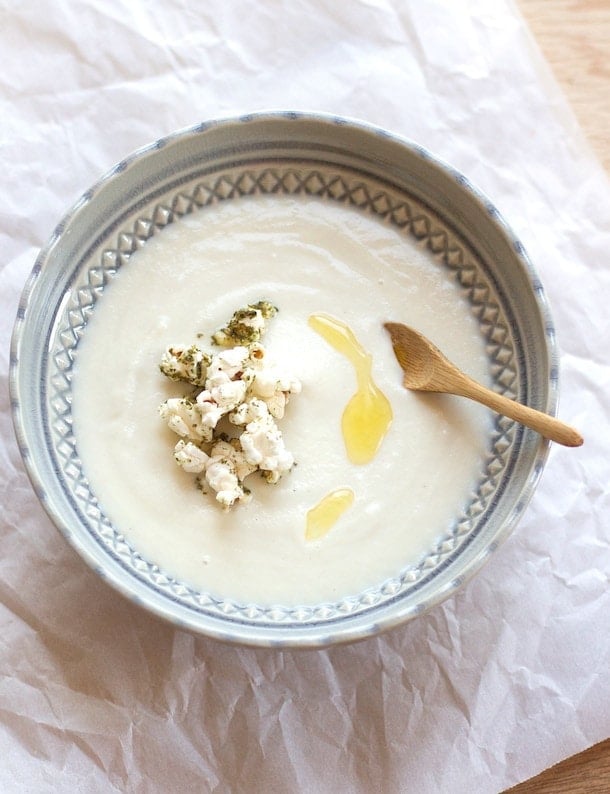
(159, 397, 214, 442)
(159, 344, 211, 387)
(204, 457, 248, 508)
(158, 302, 300, 509)
(173, 440, 209, 473)
(211, 301, 277, 347)
(238, 400, 295, 484)
(202, 439, 257, 507)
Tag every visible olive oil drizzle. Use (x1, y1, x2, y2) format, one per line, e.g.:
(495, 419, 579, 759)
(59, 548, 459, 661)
(308, 313, 392, 464)
(306, 488, 355, 542)
(305, 314, 393, 540)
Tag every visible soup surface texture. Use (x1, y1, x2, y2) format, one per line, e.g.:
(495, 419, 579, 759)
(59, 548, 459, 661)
(72, 196, 491, 605)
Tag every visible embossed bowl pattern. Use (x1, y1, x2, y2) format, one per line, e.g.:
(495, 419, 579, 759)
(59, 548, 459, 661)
(10, 113, 556, 647)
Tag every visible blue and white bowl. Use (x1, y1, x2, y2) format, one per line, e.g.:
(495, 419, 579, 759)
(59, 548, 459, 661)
(10, 112, 557, 647)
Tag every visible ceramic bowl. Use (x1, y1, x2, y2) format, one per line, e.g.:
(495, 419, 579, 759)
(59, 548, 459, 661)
(10, 112, 556, 647)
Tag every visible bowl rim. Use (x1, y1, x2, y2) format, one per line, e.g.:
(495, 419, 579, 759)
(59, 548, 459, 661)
(9, 110, 558, 648)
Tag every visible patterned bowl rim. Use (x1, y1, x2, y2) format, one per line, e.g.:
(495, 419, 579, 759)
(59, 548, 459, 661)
(9, 110, 557, 648)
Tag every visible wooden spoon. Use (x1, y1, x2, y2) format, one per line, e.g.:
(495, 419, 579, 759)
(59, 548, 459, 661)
(384, 322, 583, 447)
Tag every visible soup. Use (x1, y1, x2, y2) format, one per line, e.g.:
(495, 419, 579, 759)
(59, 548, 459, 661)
(71, 196, 491, 605)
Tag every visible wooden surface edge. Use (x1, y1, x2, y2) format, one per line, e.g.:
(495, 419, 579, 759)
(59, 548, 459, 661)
(504, 738, 610, 793)
(516, 0, 610, 174)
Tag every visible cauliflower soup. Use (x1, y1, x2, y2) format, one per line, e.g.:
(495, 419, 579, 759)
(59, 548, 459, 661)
(71, 196, 491, 605)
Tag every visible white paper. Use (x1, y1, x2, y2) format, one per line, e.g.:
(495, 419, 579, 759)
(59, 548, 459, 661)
(1, 1, 609, 791)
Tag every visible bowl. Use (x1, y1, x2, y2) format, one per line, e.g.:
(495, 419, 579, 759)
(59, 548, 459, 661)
(10, 112, 556, 647)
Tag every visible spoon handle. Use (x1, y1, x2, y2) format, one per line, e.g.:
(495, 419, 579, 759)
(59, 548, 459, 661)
(453, 373, 583, 447)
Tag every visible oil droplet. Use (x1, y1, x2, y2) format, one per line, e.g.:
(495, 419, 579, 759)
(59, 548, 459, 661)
(308, 313, 392, 464)
(306, 488, 355, 541)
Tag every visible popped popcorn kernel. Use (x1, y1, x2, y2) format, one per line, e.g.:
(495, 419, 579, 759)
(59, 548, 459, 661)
(158, 302, 300, 509)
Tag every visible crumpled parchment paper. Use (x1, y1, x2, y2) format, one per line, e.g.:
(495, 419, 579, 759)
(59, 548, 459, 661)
(1, 1, 609, 792)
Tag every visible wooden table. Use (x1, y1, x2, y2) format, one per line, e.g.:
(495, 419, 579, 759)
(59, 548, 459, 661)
(506, 2, 609, 791)
(517, 0, 610, 172)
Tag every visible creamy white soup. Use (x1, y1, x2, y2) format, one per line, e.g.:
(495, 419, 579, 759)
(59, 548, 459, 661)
(71, 196, 491, 605)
